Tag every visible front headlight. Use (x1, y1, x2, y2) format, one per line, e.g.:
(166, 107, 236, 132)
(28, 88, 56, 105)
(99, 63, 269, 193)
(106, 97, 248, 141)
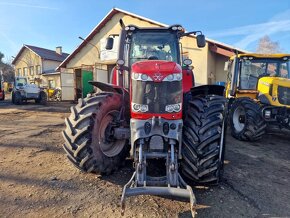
(133, 72, 140, 80)
(131, 72, 152, 81)
(165, 103, 182, 113)
(132, 103, 149, 112)
(163, 73, 182, 81)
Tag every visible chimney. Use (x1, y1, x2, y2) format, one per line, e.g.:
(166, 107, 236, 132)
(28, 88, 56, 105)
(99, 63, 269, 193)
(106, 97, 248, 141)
(56, 46, 62, 55)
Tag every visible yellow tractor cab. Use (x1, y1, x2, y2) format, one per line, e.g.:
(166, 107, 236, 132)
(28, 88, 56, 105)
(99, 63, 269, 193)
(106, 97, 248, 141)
(225, 54, 290, 141)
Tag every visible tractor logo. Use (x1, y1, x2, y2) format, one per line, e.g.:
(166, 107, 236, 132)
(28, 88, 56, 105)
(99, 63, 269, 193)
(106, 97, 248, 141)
(153, 73, 162, 81)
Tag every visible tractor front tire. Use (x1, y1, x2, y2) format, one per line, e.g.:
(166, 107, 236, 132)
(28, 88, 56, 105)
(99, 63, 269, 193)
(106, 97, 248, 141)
(230, 98, 266, 141)
(36, 91, 47, 105)
(62, 92, 130, 175)
(181, 95, 227, 184)
(14, 91, 23, 105)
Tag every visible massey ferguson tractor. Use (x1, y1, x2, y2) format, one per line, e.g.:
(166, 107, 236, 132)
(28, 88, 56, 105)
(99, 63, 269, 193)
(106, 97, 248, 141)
(62, 21, 227, 217)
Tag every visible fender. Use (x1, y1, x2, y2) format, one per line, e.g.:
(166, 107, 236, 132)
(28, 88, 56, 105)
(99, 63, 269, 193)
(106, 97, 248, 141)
(190, 85, 225, 97)
(88, 81, 127, 95)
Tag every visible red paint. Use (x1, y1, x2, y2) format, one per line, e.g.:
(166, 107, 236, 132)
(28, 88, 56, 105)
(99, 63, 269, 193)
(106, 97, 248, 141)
(111, 67, 118, 85)
(131, 61, 181, 82)
(182, 69, 194, 93)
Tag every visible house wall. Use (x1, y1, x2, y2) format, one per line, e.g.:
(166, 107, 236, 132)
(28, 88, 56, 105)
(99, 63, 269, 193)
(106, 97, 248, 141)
(42, 74, 61, 88)
(215, 54, 229, 83)
(14, 48, 63, 88)
(42, 60, 62, 72)
(14, 48, 41, 78)
(181, 36, 209, 86)
(207, 51, 229, 84)
(207, 50, 217, 84)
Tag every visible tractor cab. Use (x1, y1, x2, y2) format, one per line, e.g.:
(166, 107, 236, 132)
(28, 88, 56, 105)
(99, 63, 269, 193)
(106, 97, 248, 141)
(15, 77, 28, 88)
(12, 76, 47, 105)
(226, 54, 290, 99)
(106, 25, 205, 93)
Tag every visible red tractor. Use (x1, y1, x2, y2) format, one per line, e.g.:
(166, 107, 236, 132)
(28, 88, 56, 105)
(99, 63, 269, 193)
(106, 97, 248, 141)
(62, 21, 227, 217)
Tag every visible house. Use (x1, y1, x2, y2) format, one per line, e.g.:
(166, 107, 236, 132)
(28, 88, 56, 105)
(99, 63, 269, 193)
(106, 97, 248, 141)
(57, 8, 246, 101)
(12, 45, 69, 90)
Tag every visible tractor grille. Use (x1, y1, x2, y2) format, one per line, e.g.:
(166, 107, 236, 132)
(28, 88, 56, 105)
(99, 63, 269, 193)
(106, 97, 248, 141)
(26, 93, 39, 99)
(278, 86, 290, 106)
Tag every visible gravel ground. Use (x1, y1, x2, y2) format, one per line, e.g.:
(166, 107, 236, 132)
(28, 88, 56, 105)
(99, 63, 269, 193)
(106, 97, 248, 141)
(0, 95, 290, 218)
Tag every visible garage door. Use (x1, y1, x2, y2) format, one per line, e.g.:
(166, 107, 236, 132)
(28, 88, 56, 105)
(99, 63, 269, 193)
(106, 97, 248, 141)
(60, 72, 74, 101)
(82, 70, 93, 98)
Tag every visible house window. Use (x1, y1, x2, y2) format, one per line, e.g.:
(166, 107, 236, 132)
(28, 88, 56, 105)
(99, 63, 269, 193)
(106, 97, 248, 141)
(23, 67, 28, 76)
(36, 65, 41, 75)
(48, 80, 56, 89)
(30, 66, 34, 76)
(17, 68, 22, 76)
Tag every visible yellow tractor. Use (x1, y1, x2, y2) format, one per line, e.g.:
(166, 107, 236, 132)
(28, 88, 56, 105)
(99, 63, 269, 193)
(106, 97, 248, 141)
(225, 54, 290, 141)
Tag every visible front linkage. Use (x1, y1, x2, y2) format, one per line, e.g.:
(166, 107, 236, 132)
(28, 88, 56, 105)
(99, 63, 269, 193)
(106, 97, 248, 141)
(120, 117, 197, 217)
(121, 139, 197, 217)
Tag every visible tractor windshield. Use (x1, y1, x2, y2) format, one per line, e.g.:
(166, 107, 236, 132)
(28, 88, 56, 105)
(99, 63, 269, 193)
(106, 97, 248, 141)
(16, 78, 28, 86)
(129, 31, 179, 65)
(239, 58, 290, 90)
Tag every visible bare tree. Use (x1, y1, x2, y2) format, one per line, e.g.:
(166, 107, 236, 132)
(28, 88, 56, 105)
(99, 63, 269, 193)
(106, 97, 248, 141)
(0, 51, 15, 82)
(0, 51, 4, 62)
(256, 35, 281, 54)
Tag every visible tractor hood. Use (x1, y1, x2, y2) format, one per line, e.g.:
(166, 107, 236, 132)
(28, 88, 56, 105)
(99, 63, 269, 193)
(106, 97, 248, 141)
(258, 76, 290, 88)
(132, 61, 181, 80)
(17, 84, 40, 94)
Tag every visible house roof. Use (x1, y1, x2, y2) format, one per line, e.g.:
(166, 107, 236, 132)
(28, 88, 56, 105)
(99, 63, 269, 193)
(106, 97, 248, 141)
(42, 69, 57, 75)
(12, 45, 69, 65)
(57, 7, 246, 69)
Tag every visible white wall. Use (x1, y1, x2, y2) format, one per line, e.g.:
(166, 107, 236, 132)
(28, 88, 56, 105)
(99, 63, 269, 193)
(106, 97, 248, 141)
(42, 60, 62, 72)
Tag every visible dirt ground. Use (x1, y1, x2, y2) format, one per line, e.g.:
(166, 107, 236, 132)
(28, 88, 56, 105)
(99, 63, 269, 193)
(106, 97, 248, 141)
(1, 95, 290, 218)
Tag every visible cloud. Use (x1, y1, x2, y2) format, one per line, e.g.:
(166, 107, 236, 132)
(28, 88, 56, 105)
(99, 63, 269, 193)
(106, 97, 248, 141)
(235, 20, 290, 48)
(0, 2, 59, 10)
(208, 9, 290, 49)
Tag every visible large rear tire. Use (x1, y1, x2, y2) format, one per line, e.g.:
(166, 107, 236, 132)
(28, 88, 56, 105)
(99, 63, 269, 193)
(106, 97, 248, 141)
(181, 95, 227, 184)
(229, 98, 266, 141)
(62, 92, 130, 175)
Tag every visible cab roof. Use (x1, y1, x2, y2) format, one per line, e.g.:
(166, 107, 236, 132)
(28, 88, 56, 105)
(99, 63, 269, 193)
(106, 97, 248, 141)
(230, 53, 290, 60)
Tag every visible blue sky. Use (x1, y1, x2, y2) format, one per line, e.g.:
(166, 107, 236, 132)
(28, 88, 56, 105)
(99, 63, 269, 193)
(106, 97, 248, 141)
(0, 0, 290, 62)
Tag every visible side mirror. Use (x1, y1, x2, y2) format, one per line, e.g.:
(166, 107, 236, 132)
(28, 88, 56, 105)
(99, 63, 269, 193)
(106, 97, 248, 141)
(196, 34, 206, 48)
(106, 37, 114, 50)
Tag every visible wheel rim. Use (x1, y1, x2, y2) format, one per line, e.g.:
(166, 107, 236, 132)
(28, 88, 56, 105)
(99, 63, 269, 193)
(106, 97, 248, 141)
(233, 106, 246, 132)
(98, 110, 126, 157)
